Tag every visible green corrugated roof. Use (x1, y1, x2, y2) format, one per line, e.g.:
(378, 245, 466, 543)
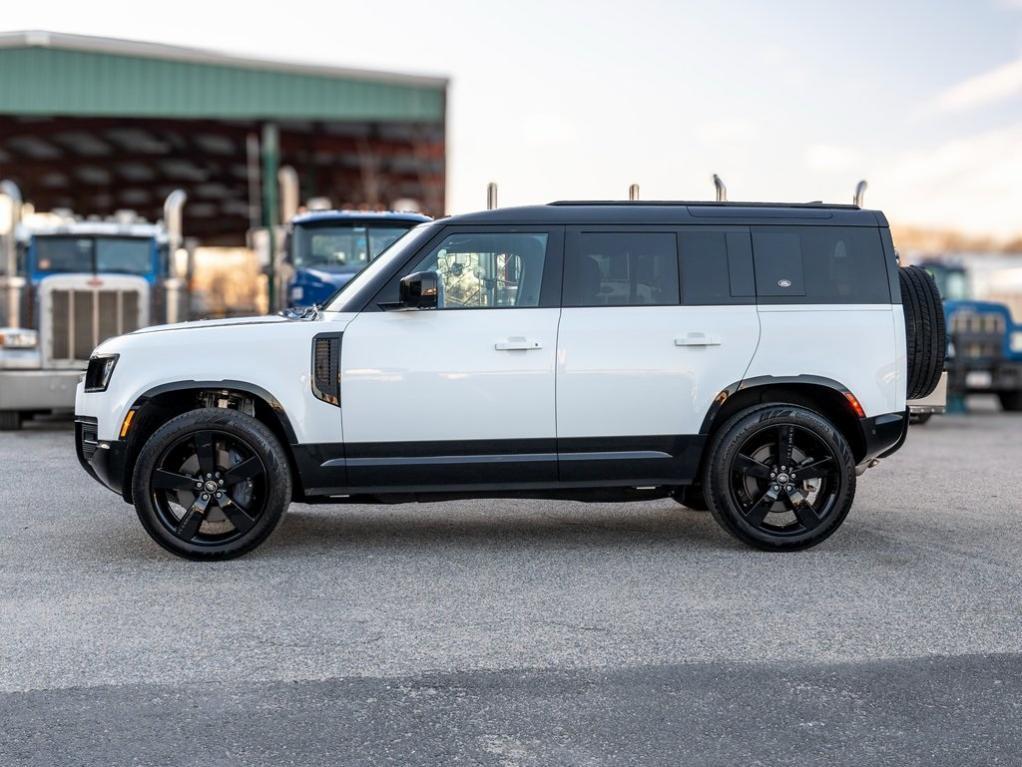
(0, 31, 446, 121)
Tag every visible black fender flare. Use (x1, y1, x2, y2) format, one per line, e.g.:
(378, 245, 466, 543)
(698, 374, 859, 435)
(131, 379, 298, 444)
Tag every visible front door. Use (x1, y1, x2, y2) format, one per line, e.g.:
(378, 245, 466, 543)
(340, 227, 563, 490)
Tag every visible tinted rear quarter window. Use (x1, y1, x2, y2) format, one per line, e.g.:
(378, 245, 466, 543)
(677, 229, 755, 305)
(752, 226, 889, 303)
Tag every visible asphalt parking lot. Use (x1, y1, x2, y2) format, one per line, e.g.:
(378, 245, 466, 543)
(3, 404, 1022, 766)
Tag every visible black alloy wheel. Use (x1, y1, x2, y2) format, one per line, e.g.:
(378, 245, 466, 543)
(704, 405, 856, 550)
(151, 429, 267, 546)
(132, 408, 291, 560)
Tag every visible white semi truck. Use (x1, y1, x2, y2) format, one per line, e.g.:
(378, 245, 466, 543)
(0, 183, 189, 429)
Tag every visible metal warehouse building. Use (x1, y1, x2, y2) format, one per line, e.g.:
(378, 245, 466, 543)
(0, 31, 447, 243)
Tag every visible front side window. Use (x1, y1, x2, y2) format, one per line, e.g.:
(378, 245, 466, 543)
(409, 232, 549, 309)
(564, 232, 679, 307)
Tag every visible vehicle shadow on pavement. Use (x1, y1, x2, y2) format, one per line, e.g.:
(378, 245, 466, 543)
(253, 502, 878, 557)
(261, 503, 739, 556)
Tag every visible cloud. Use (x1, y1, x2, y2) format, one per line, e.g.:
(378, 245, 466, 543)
(694, 120, 758, 147)
(804, 144, 862, 172)
(872, 124, 1022, 238)
(932, 56, 1022, 112)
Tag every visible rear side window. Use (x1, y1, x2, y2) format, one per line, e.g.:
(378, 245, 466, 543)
(752, 226, 889, 304)
(677, 230, 755, 305)
(564, 232, 679, 307)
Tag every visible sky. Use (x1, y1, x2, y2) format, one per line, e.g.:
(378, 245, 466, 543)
(2, 0, 1022, 237)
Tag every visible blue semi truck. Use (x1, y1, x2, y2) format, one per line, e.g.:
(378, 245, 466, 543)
(280, 210, 429, 310)
(922, 260, 1022, 412)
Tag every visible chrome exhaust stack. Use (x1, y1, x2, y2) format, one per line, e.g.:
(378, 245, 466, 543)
(486, 182, 498, 210)
(163, 189, 187, 255)
(0, 180, 24, 327)
(628, 184, 640, 201)
(278, 166, 300, 223)
(713, 174, 727, 202)
(853, 180, 867, 208)
(162, 189, 188, 324)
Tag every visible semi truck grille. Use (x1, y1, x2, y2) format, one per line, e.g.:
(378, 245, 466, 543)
(50, 289, 141, 362)
(949, 310, 1005, 361)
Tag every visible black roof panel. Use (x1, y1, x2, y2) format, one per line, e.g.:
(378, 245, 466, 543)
(448, 202, 885, 227)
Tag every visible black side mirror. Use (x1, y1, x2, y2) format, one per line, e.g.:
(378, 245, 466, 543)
(399, 270, 439, 309)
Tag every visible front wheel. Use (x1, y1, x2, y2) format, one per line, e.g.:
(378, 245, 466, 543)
(703, 405, 856, 551)
(132, 408, 292, 560)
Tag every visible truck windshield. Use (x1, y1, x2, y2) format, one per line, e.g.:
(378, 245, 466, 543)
(925, 265, 970, 301)
(34, 236, 154, 276)
(293, 225, 412, 271)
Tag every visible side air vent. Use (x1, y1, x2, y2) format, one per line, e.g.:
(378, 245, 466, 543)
(311, 333, 342, 406)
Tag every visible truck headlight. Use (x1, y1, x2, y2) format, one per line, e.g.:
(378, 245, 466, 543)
(1012, 332, 1022, 354)
(84, 354, 119, 392)
(0, 329, 38, 349)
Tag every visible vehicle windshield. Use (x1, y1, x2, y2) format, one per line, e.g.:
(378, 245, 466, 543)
(926, 264, 970, 301)
(324, 222, 434, 312)
(33, 236, 154, 276)
(293, 224, 413, 272)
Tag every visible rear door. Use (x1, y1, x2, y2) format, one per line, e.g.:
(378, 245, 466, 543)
(555, 226, 760, 483)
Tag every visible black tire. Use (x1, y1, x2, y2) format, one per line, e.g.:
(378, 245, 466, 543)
(998, 391, 1022, 412)
(131, 408, 292, 560)
(0, 410, 23, 430)
(909, 412, 933, 425)
(899, 266, 946, 400)
(673, 484, 708, 511)
(703, 404, 856, 551)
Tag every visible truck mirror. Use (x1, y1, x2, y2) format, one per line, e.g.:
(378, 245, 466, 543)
(399, 271, 439, 309)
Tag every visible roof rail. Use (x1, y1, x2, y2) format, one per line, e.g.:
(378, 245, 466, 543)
(547, 200, 861, 210)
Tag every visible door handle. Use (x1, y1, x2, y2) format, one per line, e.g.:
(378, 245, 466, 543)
(495, 337, 543, 351)
(675, 333, 721, 347)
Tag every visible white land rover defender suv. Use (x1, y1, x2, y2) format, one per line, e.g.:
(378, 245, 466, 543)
(75, 199, 945, 560)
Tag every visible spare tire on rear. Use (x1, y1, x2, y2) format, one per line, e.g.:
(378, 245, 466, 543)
(899, 265, 946, 400)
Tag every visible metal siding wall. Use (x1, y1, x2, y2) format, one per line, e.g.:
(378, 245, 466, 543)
(0, 48, 443, 121)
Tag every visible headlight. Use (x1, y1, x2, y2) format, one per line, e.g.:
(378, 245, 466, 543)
(1012, 332, 1022, 354)
(0, 329, 38, 349)
(84, 354, 119, 392)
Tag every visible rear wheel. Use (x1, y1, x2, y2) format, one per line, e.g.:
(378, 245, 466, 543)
(703, 405, 856, 551)
(998, 391, 1022, 412)
(132, 408, 292, 560)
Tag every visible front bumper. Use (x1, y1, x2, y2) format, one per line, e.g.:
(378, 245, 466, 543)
(0, 369, 82, 410)
(75, 416, 127, 498)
